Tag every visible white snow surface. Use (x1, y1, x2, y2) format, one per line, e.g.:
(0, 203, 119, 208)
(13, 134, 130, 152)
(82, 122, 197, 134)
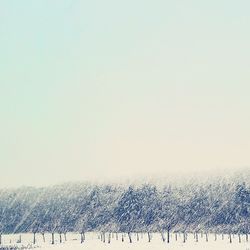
(1, 232, 249, 250)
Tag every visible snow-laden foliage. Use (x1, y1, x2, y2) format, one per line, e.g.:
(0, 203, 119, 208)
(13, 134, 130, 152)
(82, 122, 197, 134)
(0, 177, 250, 235)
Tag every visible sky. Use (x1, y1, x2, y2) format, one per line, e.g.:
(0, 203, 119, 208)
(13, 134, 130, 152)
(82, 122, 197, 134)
(0, 0, 250, 187)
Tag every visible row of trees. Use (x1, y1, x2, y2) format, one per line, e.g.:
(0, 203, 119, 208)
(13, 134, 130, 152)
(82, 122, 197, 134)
(0, 178, 249, 243)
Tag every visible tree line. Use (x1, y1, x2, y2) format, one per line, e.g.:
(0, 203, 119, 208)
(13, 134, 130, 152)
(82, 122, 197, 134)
(0, 177, 249, 244)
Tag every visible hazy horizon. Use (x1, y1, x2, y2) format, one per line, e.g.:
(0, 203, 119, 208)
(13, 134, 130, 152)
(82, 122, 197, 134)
(1, 0, 250, 188)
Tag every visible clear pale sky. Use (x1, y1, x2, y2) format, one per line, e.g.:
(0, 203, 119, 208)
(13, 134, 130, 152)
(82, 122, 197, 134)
(0, 0, 250, 187)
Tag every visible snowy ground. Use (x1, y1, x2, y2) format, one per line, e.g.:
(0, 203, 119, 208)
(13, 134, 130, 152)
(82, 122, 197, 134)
(1, 232, 249, 250)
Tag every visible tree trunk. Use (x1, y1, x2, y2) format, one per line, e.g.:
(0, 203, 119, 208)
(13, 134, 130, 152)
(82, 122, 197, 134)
(122, 234, 124, 242)
(42, 233, 45, 242)
(128, 232, 132, 243)
(161, 232, 165, 242)
(116, 233, 118, 240)
(214, 233, 217, 241)
(59, 233, 62, 243)
(0, 233, 1, 245)
(81, 232, 85, 243)
(238, 234, 241, 243)
(167, 229, 170, 243)
(52, 233, 55, 245)
(229, 233, 232, 243)
(222, 233, 224, 240)
(183, 232, 185, 243)
(205, 233, 208, 242)
(246, 233, 248, 242)
(64, 233, 67, 241)
(175, 232, 178, 241)
(137, 233, 139, 241)
(195, 232, 198, 242)
(33, 233, 36, 244)
(103, 233, 105, 243)
(108, 233, 111, 244)
(147, 232, 151, 242)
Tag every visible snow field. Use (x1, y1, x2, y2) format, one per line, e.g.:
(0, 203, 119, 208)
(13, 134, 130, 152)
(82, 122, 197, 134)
(0, 232, 249, 250)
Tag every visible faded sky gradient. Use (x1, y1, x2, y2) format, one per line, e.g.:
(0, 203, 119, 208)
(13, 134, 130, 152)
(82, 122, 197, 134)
(1, 0, 250, 187)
